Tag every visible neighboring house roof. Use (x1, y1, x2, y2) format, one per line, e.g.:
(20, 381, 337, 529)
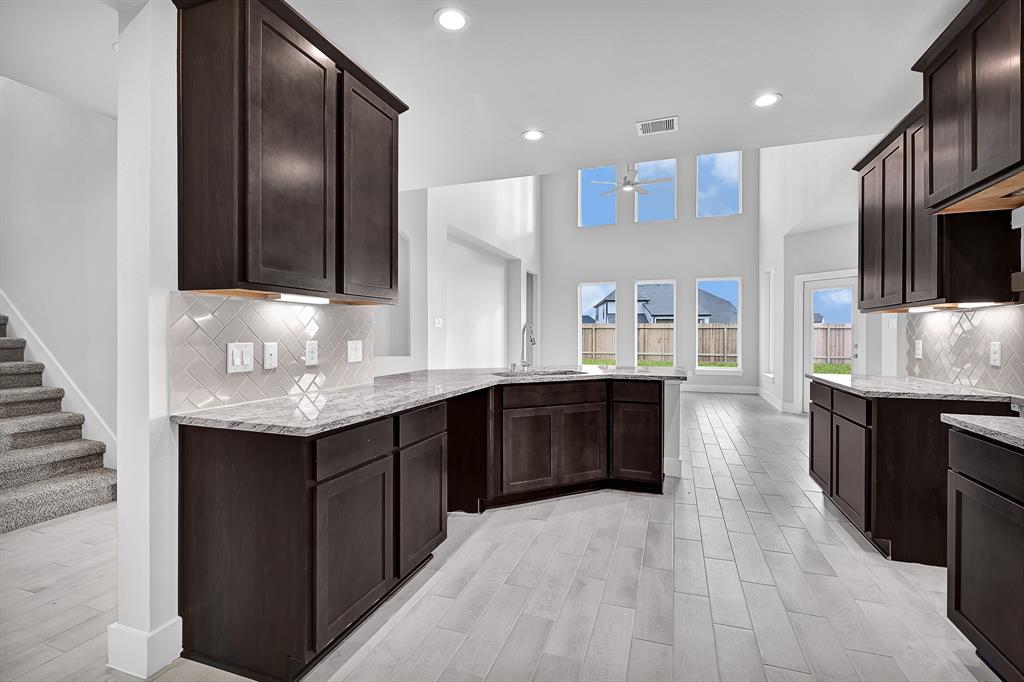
(590, 284, 736, 324)
(813, 312, 824, 323)
(698, 289, 737, 324)
(580, 314, 596, 324)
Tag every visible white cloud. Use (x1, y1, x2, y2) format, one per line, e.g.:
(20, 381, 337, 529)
(817, 287, 852, 306)
(708, 150, 740, 182)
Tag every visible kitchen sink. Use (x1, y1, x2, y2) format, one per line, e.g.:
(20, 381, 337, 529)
(493, 369, 587, 378)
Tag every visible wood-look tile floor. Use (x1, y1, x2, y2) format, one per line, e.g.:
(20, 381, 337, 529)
(0, 393, 1000, 682)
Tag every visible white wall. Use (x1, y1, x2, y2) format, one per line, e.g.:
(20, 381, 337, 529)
(445, 238, 508, 368)
(539, 153, 760, 389)
(0, 77, 118, 465)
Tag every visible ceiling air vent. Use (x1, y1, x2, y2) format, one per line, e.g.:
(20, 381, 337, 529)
(636, 116, 679, 137)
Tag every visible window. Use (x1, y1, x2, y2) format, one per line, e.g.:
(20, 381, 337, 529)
(696, 277, 741, 370)
(636, 281, 675, 367)
(578, 165, 617, 227)
(634, 159, 676, 222)
(579, 282, 616, 366)
(697, 151, 741, 217)
(762, 268, 775, 377)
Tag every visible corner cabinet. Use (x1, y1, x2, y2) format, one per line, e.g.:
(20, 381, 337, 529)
(853, 104, 1020, 313)
(176, 0, 405, 304)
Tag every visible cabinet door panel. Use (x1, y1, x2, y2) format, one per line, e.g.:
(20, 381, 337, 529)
(963, 0, 1023, 189)
(397, 434, 447, 577)
(315, 456, 395, 649)
(558, 402, 607, 484)
(925, 45, 965, 207)
(610, 402, 661, 482)
(879, 136, 905, 307)
(833, 414, 869, 530)
(247, 2, 336, 292)
(859, 163, 882, 309)
(341, 72, 398, 300)
(948, 472, 1024, 680)
(906, 119, 941, 302)
(502, 407, 557, 493)
(808, 403, 832, 495)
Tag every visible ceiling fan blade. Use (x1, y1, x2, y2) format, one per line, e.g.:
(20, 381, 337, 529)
(600, 187, 620, 197)
(636, 177, 672, 185)
(589, 180, 618, 185)
(634, 186, 650, 195)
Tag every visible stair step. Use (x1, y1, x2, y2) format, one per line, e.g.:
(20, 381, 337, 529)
(0, 439, 106, 489)
(0, 361, 43, 389)
(0, 386, 64, 417)
(0, 338, 26, 362)
(0, 467, 116, 533)
(0, 412, 84, 451)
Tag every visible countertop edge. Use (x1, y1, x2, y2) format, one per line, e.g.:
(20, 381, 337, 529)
(941, 414, 1024, 451)
(805, 373, 1018, 402)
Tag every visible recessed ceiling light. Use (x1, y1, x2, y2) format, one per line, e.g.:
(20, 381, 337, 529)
(521, 129, 545, 141)
(752, 92, 783, 108)
(434, 7, 469, 32)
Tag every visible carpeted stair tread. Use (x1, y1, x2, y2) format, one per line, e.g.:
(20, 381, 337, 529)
(0, 439, 106, 475)
(0, 386, 64, 404)
(0, 468, 116, 532)
(0, 361, 44, 375)
(0, 338, 26, 350)
(0, 411, 84, 435)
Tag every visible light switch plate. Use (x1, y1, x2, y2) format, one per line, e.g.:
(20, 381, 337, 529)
(914, 340, 923, 360)
(305, 340, 319, 367)
(226, 342, 254, 374)
(347, 339, 363, 363)
(263, 342, 278, 370)
(990, 341, 1002, 368)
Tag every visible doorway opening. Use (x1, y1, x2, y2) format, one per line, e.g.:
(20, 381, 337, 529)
(797, 273, 864, 412)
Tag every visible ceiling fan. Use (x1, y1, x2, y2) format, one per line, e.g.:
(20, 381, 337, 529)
(590, 163, 672, 196)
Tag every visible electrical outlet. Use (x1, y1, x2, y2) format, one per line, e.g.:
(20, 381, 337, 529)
(347, 339, 363, 363)
(226, 342, 253, 373)
(305, 340, 319, 367)
(990, 341, 1002, 368)
(914, 340, 923, 360)
(263, 342, 278, 370)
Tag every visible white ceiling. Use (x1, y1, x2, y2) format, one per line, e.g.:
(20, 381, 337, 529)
(292, 0, 966, 191)
(0, 0, 118, 119)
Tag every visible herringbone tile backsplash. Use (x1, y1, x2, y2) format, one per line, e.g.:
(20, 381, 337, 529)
(906, 304, 1023, 397)
(169, 292, 374, 413)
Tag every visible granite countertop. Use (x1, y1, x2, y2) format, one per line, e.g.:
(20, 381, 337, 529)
(806, 373, 1020, 402)
(941, 414, 1024, 450)
(170, 366, 687, 437)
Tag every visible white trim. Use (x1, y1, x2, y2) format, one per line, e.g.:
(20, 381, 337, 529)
(664, 458, 682, 477)
(107, 617, 182, 679)
(678, 383, 759, 394)
(758, 388, 783, 411)
(694, 368, 743, 376)
(633, 279, 676, 368)
(0, 288, 117, 467)
(791, 268, 857, 414)
(782, 401, 803, 414)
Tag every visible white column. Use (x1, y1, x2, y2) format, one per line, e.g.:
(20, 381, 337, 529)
(107, 1, 181, 677)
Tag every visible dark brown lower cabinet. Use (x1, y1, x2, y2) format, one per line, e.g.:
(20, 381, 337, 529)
(558, 402, 607, 484)
(832, 414, 869, 530)
(316, 456, 395, 649)
(397, 433, 447, 576)
(808, 403, 832, 494)
(502, 406, 558, 493)
(610, 400, 661, 482)
(948, 430, 1024, 682)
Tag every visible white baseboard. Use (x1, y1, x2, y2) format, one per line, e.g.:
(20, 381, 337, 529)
(678, 383, 759, 395)
(107, 617, 182, 679)
(0, 289, 117, 467)
(758, 388, 784, 412)
(663, 457, 682, 478)
(782, 401, 804, 414)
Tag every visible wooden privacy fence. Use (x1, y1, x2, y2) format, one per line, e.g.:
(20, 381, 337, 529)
(637, 324, 674, 364)
(696, 323, 737, 365)
(813, 323, 853, 364)
(581, 324, 617, 362)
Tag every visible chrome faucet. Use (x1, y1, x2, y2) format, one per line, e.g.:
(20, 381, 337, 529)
(520, 322, 536, 369)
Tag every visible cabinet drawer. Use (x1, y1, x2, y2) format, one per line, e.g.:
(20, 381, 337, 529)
(398, 402, 446, 448)
(833, 390, 870, 427)
(611, 380, 661, 404)
(809, 382, 832, 410)
(502, 381, 607, 409)
(316, 418, 394, 481)
(950, 429, 1024, 503)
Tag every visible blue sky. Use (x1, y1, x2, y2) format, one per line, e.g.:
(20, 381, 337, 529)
(813, 287, 853, 323)
(697, 151, 741, 217)
(579, 166, 617, 227)
(580, 283, 615, 317)
(636, 159, 676, 222)
(698, 279, 739, 307)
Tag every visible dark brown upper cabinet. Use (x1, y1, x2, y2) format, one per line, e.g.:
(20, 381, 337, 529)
(914, 0, 1024, 213)
(853, 104, 1020, 312)
(176, 0, 407, 304)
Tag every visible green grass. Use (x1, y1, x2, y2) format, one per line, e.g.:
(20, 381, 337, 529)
(813, 363, 851, 374)
(639, 360, 674, 367)
(583, 358, 616, 366)
(698, 361, 738, 368)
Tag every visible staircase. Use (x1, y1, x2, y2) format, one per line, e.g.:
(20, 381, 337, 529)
(0, 314, 116, 533)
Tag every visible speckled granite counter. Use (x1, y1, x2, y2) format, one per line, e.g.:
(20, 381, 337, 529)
(941, 414, 1024, 450)
(170, 367, 686, 437)
(806, 373, 1019, 402)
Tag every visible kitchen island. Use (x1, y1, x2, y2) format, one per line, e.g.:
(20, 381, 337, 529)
(170, 367, 683, 682)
